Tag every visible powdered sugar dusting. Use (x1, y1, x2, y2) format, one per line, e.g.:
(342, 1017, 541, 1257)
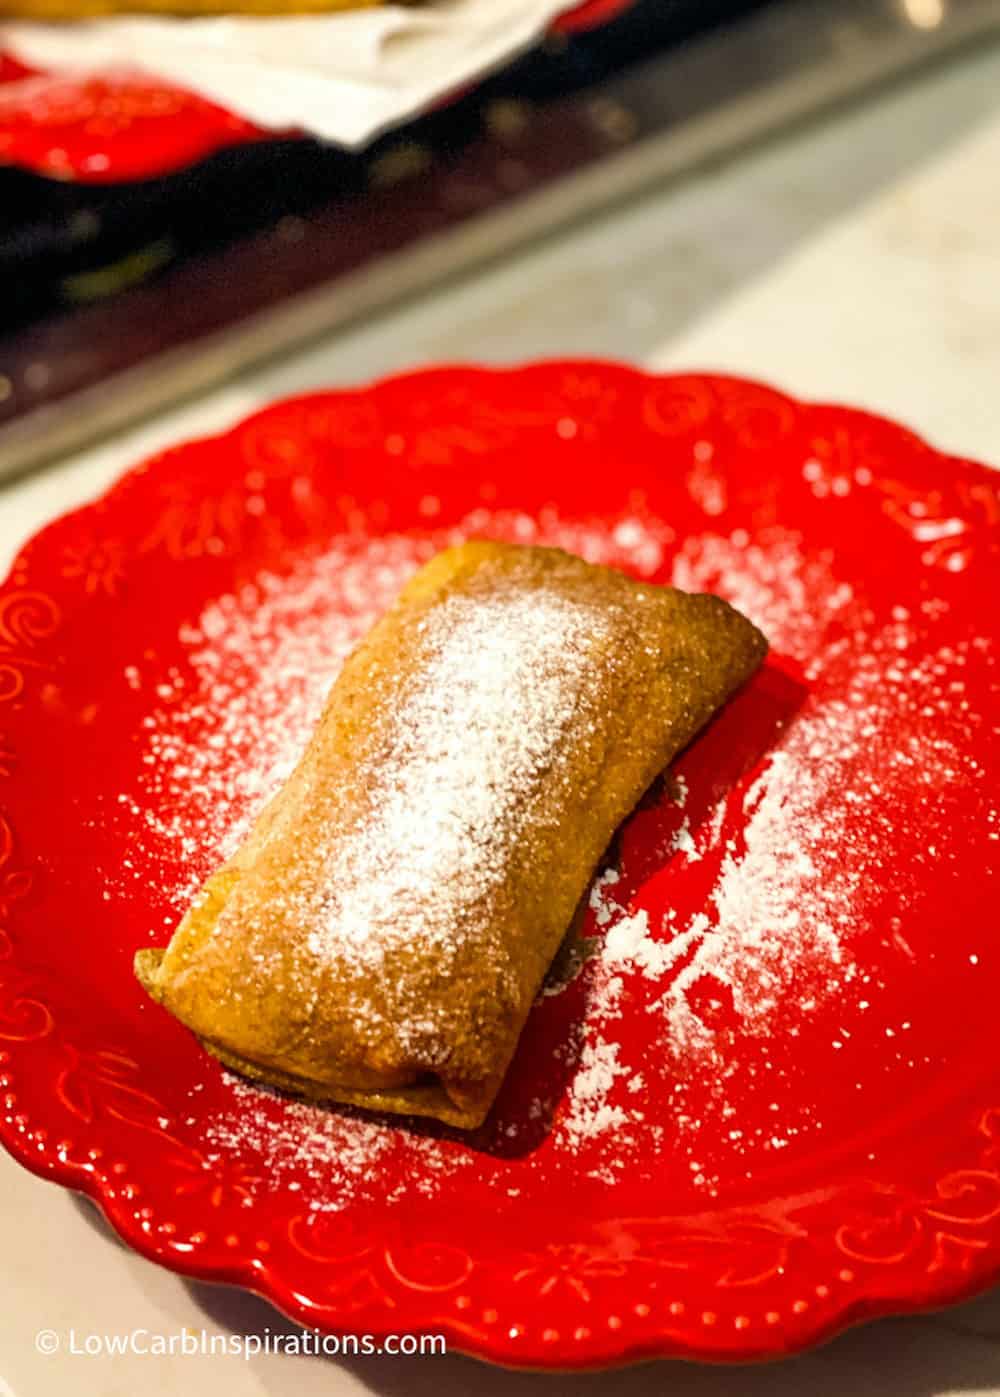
(559, 1041, 635, 1168)
(123, 512, 671, 910)
(296, 588, 612, 993)
(124, 536, 434, 908)
(118, 509, 995, 1208)
(204, 1074, 471, 1210)
(671, 528, 853, 659)
(543, 530, 993, 1190)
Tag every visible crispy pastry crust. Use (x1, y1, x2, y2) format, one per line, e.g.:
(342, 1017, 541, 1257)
(0, 0, 381, 15)
(135, 542, 767, 1128)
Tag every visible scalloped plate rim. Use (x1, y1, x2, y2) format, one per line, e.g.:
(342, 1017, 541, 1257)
(0, 359, 997, 1370)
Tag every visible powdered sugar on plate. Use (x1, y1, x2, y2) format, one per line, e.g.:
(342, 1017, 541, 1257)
(203, 1074, 474, 1212)
(119, 509, 993, 1208)
(122, 535, 435, 908)
(543, 532, 992, 1191)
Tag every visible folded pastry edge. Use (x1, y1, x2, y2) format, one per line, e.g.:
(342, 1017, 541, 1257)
(134, 947, 491, 1129)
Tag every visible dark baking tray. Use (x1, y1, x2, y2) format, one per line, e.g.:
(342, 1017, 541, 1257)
(0, 0, 766, 321)
(1, 0, 998, 477)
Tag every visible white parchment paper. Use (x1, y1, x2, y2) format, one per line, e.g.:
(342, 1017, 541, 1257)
(3, 0, 578, 146)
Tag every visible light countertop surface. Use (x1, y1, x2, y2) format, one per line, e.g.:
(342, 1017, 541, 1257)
(2, 38, 1000, 1397)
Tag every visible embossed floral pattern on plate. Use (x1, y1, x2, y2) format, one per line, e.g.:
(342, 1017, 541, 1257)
(0, 364, 997, 1369)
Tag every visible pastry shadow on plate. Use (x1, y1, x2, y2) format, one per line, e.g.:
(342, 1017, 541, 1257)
(210, 660, 806, 1164)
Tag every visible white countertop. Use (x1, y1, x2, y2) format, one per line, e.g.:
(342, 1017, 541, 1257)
(2, 38, 1000, 1397)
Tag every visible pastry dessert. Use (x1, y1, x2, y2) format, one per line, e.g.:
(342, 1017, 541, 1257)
(0, 0, 381, 14)
(136, 541, 767, 1128)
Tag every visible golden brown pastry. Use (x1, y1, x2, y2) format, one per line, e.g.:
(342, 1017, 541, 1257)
(136, 541, 767, 1128)
(0, 0, 380, 15)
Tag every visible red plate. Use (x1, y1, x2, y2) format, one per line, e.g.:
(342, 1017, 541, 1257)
(0, 0, 633, 183)
(0, 65, 273, 182)
(1, 364, 998, 1369)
